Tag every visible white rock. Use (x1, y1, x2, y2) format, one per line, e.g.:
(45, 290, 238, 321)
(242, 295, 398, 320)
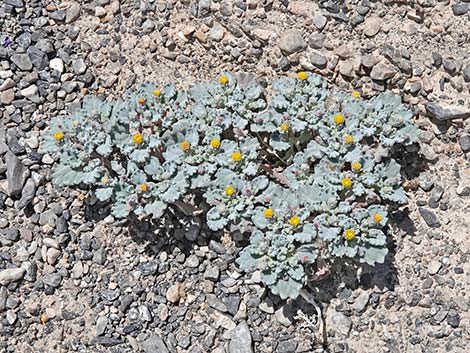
(49, 58, 64, 73)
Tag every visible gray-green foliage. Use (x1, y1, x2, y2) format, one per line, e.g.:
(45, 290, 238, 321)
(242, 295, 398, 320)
(40, 72, 418, 300)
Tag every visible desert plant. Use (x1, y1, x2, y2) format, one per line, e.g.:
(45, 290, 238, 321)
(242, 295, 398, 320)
(40, 72, 418, 299)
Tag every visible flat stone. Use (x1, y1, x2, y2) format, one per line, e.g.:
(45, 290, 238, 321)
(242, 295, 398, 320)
(10, 53, 32, 71)
(418, 207, 440, 228)
(363, 16, 382, 37)
(142, 335, 169, 353)
(278, 29, 306, 55)
(370, 62, 398, 80)
(209, 22, 225, 42)
(6, 151, 27, 197)
(339, 61, 354, 77)
(72, 58, 87, 74)
(0, 267, 26, 285)
(229, 321, 254, 353)
(425, 102, 470, 121)
(66, 2, 81, 23)
(203, 265, 220, 281)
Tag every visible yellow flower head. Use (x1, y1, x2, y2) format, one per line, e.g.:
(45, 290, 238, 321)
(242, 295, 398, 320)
(342, 177, 352, 188)
(352, 90, 361, 98)
(53, 131, 64, 141)
(140, 183, 148, 192)
(264, 208, 274, 218)
(231, 151, 242, 161)
(289, 215, 300, 227)
(373, 213, 383, 222)
(333, 113, 345, 124)
(101, 176, 109, 184)
(351, 161, 362, 171)
(219, 75, 229, 84)
(210, 138, 221, 148)
(280, 121, 289, 131)
(180, 140, 190, 151)
(153, 88, 162, 96)
(132, 133, 143, 144)
(225, 185, 235, 196)
(138, 97, 146, 105)
(344, 134, 354, 144)
(297, 71, 308, 80)
(344, 229, 355, 240)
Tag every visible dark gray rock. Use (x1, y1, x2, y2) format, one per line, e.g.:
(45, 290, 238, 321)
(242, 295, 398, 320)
(447, 310, 460, 328)
(443, 58, 457, 75)
(310, 52, 327, 69)
(10, 53, 32, 71)
(277, 340, 298, 353)
(459, 135, 470, 153)
(452, 3, 469, 16)
(142, 335, 170, 353)
(5, 151, 27, 197)
(229, 321, 253, 353)
(425, 102, 470, 121)
(17, 178, 36, 209)
(418, 208, 440, 228)
(463, 64, 470, 82)
(27, 46, 49, 70)
(42, 273, 62, 287)
(5, 0, 24, 8)
(94, 336, 122, 347)
(432, 52, 442, 67)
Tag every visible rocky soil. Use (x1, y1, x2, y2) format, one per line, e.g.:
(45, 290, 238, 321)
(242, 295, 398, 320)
(1, 1, 469, 352)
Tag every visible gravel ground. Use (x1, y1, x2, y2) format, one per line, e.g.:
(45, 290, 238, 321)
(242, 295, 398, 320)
(1, 1, 469, 352)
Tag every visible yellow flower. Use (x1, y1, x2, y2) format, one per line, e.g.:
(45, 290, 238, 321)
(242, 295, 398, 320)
(344, 134, 354, 144)
(219, 75, 229, 84)
(225, 185, 235, 196)
(289, 215, 300, 227)
(344, 229, 355, 240)
(231, 151, 242, 161)
(351, 161, 362, 171)
(132, 133, 143, 144)
(297, 71, 308, 80)
(138, 97, 146, 104)
(373, 213, 383, 222)
(280, 121, 289, 131)
(210, 138, 221, 148)
(341, 177, 352, 188)
(53, 131, 64, 141)
(352, 90, 361, 98)
(180, 140, 190, 151)
(101, 176, 109, 184)
(333, 113, 345, 124)
(140, 183, 148, 192)
(153, 88, 162, 96)
(264, 208, 274, 218)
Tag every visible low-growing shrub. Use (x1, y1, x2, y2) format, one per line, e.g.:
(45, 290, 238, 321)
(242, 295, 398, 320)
(40, 72, 418, 300)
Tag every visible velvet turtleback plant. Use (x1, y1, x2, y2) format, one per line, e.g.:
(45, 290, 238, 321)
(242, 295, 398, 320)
(40, 72, 419, 300)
